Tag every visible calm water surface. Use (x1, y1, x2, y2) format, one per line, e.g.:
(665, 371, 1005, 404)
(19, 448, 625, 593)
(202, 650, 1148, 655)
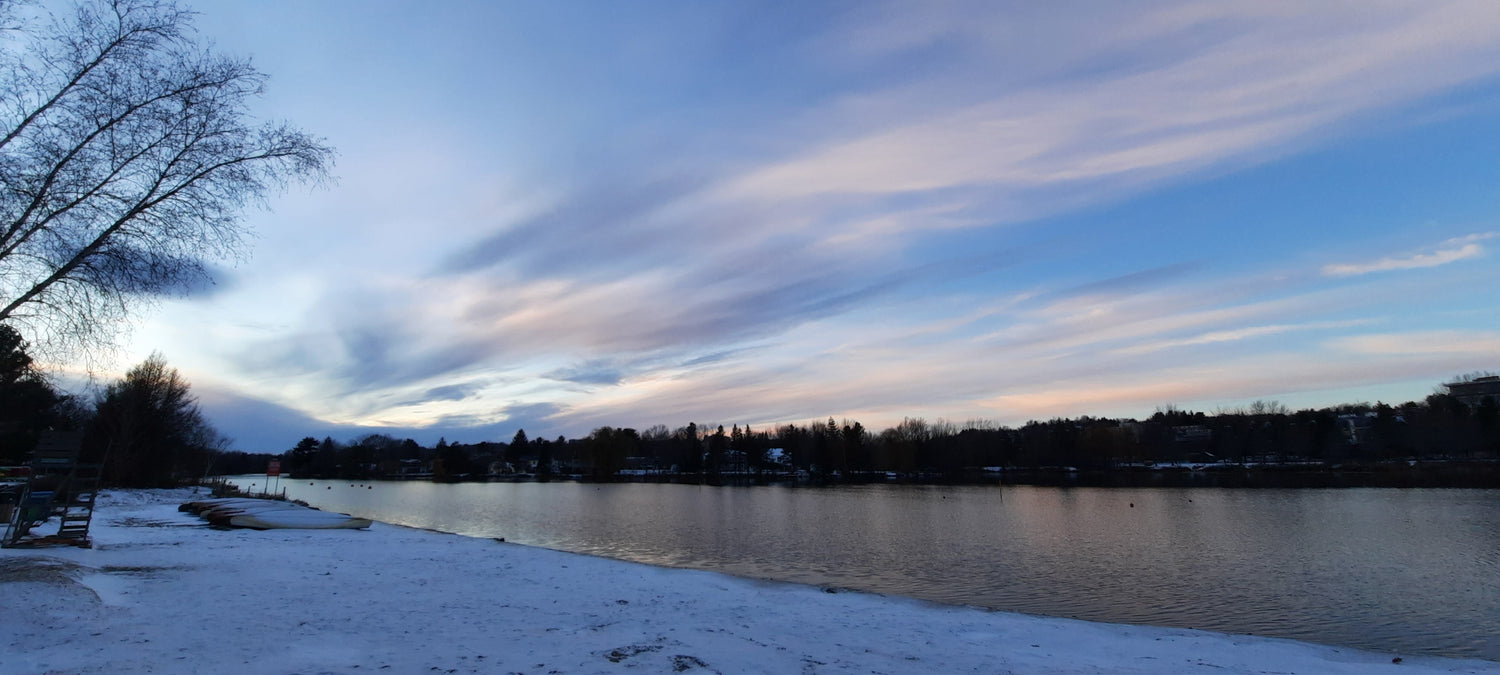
(228, 479, 1500, 660)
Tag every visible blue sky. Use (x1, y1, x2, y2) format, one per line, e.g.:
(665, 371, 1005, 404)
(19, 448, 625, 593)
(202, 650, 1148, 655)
(96, 0, 1500, 451)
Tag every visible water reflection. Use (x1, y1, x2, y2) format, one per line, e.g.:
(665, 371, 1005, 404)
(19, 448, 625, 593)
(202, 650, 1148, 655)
(231, 480, 1500, 661)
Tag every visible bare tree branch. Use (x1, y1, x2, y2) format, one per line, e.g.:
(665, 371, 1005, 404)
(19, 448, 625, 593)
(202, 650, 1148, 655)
(0, 0, 333, 362)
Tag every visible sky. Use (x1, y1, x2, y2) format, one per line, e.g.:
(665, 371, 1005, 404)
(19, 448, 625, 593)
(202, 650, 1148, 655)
(78, 0, 1500, 451)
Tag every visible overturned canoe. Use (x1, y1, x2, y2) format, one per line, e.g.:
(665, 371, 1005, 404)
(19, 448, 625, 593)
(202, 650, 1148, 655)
(181, 498, 293, 514)
(201, 503, 309, 526)
(227, 509, 372, 530)
(181, 497, 371, 530)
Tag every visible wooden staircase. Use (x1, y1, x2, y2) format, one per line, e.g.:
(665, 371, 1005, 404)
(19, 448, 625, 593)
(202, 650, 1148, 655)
(2, 431, 98, 548)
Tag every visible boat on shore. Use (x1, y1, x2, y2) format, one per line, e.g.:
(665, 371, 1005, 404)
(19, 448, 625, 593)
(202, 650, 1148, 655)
(180, 497, 372, 530)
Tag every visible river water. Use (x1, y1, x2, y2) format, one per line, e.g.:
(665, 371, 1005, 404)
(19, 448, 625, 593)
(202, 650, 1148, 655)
(226, 478, 1500, 660)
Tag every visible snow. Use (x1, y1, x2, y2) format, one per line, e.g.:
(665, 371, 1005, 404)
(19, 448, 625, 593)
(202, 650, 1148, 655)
(3, 489, 1496, 674)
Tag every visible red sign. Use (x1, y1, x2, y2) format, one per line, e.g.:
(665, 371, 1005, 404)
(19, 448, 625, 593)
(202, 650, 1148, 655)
(266, 460, 281, 477)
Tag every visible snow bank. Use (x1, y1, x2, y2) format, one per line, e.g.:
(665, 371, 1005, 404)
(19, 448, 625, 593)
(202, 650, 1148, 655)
(2, 489, 1495, 674)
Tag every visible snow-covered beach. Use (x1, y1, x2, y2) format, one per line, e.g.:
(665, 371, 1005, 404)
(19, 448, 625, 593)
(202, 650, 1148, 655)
(3, 490, 1496, 674)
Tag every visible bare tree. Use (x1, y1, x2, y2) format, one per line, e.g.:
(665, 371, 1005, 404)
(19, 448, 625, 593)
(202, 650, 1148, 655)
(89, 351, 212, 486)
(1247, 400, 1289, 416)
(0, 0, 332, 359)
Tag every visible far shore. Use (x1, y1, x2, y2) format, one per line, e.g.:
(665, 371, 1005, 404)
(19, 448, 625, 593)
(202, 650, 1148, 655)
(262, 457, 1500, 489)
(3, 489, 1497, 674)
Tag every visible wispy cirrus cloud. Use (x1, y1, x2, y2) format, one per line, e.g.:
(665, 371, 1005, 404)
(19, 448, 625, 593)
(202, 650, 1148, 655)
(726, 2, 1500, 223)
(1113, 319, 1378, 356)
(976, 348, 1480, 420)
(1323, 233, 1495, 277)
(1328, 330, 1500, 356)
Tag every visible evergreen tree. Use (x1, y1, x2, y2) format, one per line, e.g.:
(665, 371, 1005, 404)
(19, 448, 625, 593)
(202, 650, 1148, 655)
(286, 436, 318, 475)
(0, 324, 64, 464)
(509, 429, 529, 467)
(536, 436, 554, 479)
(707, 425, 727, 477)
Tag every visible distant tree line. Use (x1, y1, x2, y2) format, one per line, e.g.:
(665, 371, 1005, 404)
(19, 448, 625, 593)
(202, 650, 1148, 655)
(265, 389, 1497, 484)
(274, 429, 576, 481)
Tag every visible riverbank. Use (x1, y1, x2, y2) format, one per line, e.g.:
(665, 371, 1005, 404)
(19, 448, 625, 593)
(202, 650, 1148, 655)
(2, 490, 1495, 674)
(282, 458, 1500, 489)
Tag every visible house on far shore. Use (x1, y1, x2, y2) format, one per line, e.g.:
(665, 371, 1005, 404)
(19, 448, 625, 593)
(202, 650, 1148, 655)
(1172, 425, 1212, 443)
(1446, 375, 1500, 408)
(1337, 412, 1377, 445)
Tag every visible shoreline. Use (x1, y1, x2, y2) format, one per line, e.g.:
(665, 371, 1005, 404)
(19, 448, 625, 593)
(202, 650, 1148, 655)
(265, 459, 1500, 489)
(3, 489, 1497, 674)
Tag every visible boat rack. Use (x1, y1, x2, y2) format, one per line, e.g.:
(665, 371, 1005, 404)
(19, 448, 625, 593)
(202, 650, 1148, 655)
(2, 432, 99, 549)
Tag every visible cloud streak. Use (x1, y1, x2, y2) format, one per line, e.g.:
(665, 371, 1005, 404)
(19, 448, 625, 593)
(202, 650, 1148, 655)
(1323, 233, 1494, 277)
(726, 2, 1500, 222)
(1329, 330, 1500, 356)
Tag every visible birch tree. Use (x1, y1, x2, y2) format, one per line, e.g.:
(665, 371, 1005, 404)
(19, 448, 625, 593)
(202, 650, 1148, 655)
(0, 0, 332, 358)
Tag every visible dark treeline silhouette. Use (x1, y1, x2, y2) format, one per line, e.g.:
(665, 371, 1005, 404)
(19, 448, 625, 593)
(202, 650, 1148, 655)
(265, 384, 1498, 487)
(5, 322, 1495, 489)
(1, 327, 228, 487)
(275, 432, 579, 482)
